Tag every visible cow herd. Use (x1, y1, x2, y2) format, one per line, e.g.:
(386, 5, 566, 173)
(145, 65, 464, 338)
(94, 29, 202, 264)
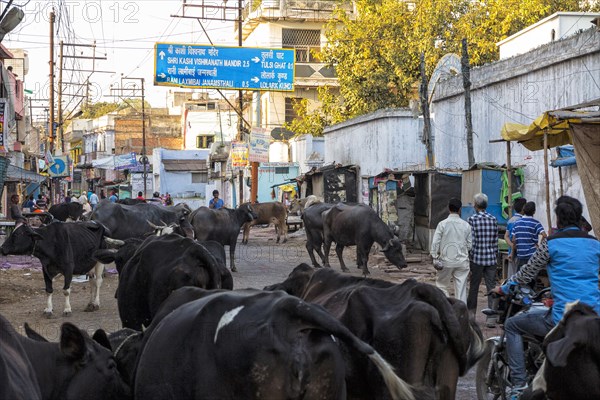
(1, 198, 598, 399)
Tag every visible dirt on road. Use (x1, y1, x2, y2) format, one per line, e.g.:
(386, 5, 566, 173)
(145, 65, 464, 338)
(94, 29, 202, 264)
(0, 226, 499, 399)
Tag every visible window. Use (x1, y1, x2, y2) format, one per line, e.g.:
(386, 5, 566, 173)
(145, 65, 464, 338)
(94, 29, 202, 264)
(191, 172, 208, 183)
(196, 135, 215, 149)
(285, 97, 301, 124)
(282, 29, 321, 63)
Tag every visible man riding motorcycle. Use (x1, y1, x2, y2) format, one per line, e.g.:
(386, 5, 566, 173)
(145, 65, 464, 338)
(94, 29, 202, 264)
(493, 195, 600, 399)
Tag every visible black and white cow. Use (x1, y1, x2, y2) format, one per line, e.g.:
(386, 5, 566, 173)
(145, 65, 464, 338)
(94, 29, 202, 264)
(0, 221, 110, 316)
(524, 301, 600, 400)
(0, 314, 130, 400)
(132, 289, 416, 400)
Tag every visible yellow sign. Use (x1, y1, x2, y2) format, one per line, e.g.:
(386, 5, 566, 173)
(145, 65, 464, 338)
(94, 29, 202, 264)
(230, 141, 248, 167)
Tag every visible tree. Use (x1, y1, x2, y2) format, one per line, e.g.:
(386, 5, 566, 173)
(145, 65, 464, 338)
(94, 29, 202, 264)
(290, 0, 596, 134)
(80, 102, 119, 119)
(117, 98, 152, 113)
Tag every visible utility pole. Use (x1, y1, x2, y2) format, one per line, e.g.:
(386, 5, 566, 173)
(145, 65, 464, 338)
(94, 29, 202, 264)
(419, 53, 433, 168)
(48, 10, 54, 155)
(109, 77, 148, 198)
(461, 38, 475, 168)
(57, 40, 63, 154)
(172, 1, 253, 206)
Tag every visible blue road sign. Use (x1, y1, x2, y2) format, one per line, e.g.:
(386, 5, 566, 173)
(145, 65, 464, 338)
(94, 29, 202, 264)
(154, 43, 295, 91)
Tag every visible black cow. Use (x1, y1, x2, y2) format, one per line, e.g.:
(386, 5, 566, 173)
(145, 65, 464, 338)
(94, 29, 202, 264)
(0, 314, 130, 400)
(302, 202, 335, 268)
(0, 221, 110, 316)
(48, 202, 84, 221)
(117, 198, 146, 205)
(189, 203, 257, 272)
(524, 301, 600, 400)
(133, 289, 416, 400)
(323, 203, 407, 274)
(91, 201, 193, 240)
(116, 234, 232, 330)
(266, 265, 485, 400)
(0, 315, 42, 400)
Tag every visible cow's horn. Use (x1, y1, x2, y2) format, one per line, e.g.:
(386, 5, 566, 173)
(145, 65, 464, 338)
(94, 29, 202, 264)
(382, 238, 394, 252)
(160, 220, 167, 226)
(105, 237, 125, 248)
(147, 220, 160, 229)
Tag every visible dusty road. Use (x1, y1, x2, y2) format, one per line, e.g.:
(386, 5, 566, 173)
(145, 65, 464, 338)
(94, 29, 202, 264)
(0, 226, 499, 399)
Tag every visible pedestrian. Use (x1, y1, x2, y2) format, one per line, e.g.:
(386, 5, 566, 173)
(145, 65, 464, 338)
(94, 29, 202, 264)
(209, 190, 224, 209)
(504, 197, 527, 277)
(24, 195, 36, 211)
(9, 194, 26, 225)
(70, 192, 78, 203)
(109, 190, 118, 203)
(136, 191, 145, 201)
(165, 193, 173, 206)
(492, 196, 599, 399)
(35, 194, 47, 211)
(467, 193, 499, 326)
(512, 201, 547, 271)
(100, 189, 106, 200)
(430, 198, 472, 304)
(78, 192, 87, 205)
(64, 191, 72, 203)
(80, 195, 92, 213)
(89, 191, 99, 210)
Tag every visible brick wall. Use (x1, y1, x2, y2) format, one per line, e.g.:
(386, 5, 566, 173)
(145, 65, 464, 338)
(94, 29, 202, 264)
(114, 114, 182, 154)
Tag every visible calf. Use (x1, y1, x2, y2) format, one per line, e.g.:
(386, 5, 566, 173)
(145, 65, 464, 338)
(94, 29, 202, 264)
(0, 221, 110, 316)
(189, 203, 257, 271)
(0, 314, 130, 400)
(302, 202, 335, 268)
(116, 234, 231, 330)
(241, 201, 288, 244)
(524, 301, 600, 400)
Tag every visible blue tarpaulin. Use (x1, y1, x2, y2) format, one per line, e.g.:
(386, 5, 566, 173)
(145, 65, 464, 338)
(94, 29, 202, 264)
(551, 145, 576, 167)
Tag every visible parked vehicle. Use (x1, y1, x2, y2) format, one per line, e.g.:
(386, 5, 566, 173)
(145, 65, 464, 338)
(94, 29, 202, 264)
(476, 285, 551, 400)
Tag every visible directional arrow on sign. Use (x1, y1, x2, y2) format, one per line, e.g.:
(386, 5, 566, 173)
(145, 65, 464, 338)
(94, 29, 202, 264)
(159, 51, 165, 60)
(251, 77, 259, 83)
(158, 73, 166, 78)
(251, 57, 260, 63)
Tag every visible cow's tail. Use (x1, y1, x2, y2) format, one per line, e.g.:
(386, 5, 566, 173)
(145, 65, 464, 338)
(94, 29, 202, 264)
(413, 284, 473, 374)
(281, 298, 415, 400)
(466, 316, 486, 370)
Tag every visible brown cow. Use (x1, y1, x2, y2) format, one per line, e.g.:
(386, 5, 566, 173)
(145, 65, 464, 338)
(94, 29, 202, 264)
(241, 201, 288, 244)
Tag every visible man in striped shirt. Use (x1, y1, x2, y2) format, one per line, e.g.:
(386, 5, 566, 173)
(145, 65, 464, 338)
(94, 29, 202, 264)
(467, 193, 499, 320)
(512, 201, 546, 270)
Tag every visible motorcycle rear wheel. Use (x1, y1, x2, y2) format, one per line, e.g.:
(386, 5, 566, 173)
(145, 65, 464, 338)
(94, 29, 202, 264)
(476, 341, 510, 400)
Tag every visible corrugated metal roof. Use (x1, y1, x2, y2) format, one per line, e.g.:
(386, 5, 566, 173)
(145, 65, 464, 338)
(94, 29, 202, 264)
(163, 159, 207, 172)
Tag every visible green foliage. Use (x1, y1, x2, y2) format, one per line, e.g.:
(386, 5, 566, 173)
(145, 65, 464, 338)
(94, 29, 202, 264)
(290, 0, 596, 135)
(80, 102, 119, 119)
(117, 98, 152, 112)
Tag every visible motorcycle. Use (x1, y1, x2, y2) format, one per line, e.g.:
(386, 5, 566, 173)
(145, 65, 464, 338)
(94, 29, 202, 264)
(475, 284, 552, 400)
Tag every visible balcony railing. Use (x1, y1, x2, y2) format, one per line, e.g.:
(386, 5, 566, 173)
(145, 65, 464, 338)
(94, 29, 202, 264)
(242, 0, 355, 23)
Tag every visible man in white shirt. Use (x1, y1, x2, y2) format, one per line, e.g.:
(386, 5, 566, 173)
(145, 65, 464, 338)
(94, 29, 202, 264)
(430, 198, 472, 304)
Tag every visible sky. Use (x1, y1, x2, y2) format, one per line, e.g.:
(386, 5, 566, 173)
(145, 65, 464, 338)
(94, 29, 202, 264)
(2, 0, 239, 120)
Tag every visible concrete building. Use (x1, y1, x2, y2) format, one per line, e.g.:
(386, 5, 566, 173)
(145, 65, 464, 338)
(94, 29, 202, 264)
(431, 26, 600, 231)
(240, 0, 354, 133)
(497, 12, 600, 59)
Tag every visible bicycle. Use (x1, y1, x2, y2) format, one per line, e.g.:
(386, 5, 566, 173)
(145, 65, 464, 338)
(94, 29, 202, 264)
(475, 285, 551, 400)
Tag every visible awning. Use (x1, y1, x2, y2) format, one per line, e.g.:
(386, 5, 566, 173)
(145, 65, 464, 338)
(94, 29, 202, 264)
(5, 164, 46, 183)
(500, 100, 600, 151)
(163, 159, 207, 172)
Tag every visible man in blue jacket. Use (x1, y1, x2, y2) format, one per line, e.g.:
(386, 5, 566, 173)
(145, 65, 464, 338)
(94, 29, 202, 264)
(493, 196, 600, 399)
